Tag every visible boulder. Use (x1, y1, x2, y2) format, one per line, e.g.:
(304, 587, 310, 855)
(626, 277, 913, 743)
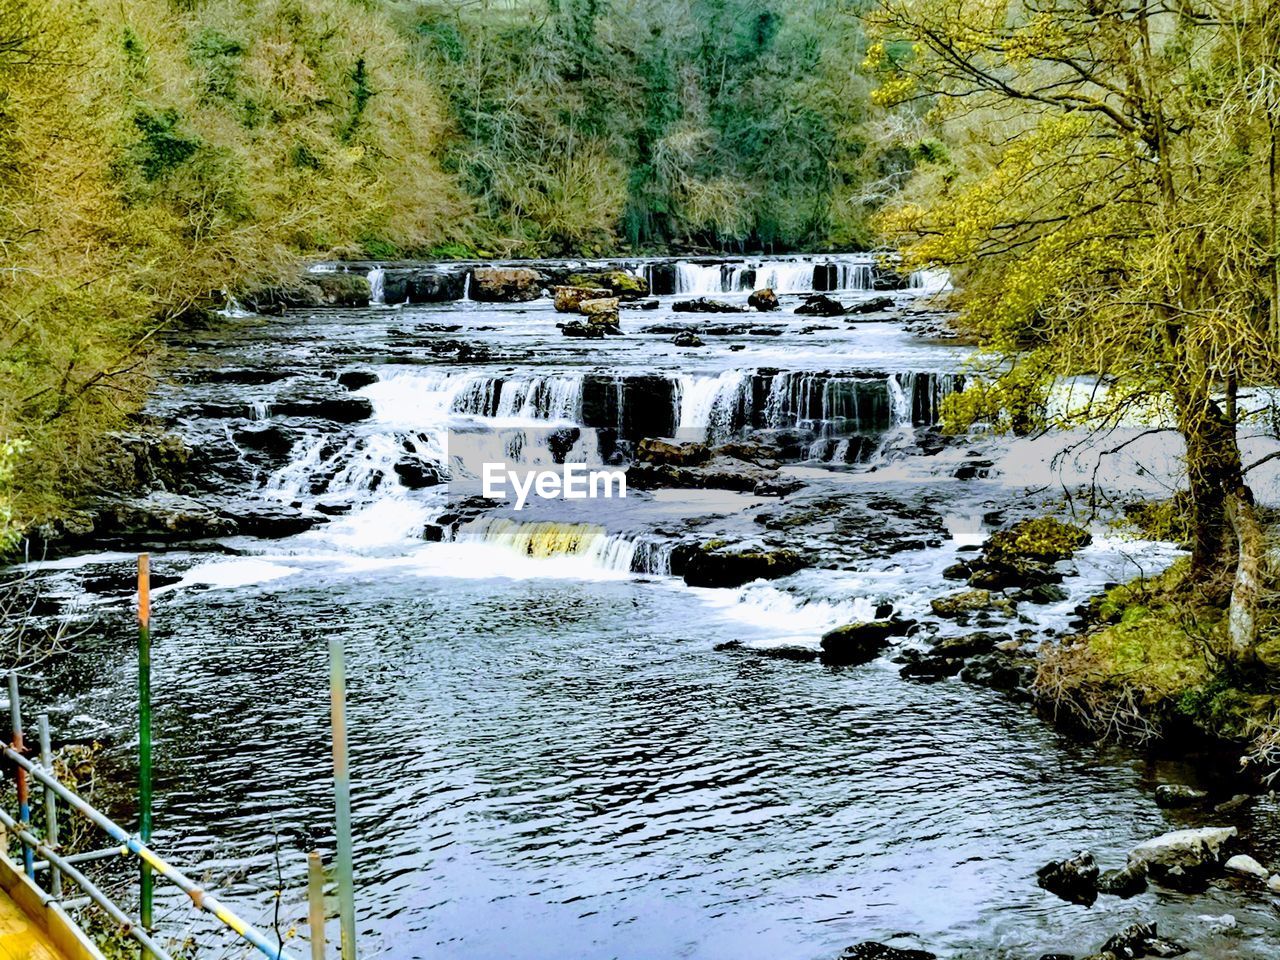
(795, 294, 845, 317)
(565, 270, 648, 299)
(820, 619, 914, 666)
(91, 492, 237, 542)
(637, 438, 710, 466)
(271, 397, 373, 422)
(242, 281, 324, 313)
(959, 651, 1035, 696)
(681, 544, 804, 588)
(1036, 850, 1099, 906)
(579, 296, 621, 317)
(554, 285, 612, 313)
(560, 320, 606, 339)
(930, 631, 1005, 658)
(393, 458, 445, 489)
(1224, 853, 1269, 880)
(382, 267, 469, 304)
(898, 652, 965, 682)
(673, 331, 705, 347)
(673, 298, 747, 313)
(222, 503, 318, 538)
(1098, 922, 1187, 959)
(469, 267, 543, 302)
(1127, 826, 1237, 884)
(748, 288, 780, 311)
(845, 295, 895, 315)
(837, 942, 935, 960)
(1153, 784, 1207, 808)
(930, 589, 995, 618)
(337, 370, 379, 391)
(715, 640, 818, 663)
(232, 424, 295, 459)
(313, 272, 371, 307)
(1097, 863, 1148, 898)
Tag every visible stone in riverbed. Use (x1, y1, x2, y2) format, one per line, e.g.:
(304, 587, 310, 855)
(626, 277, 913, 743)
(673, 297, 747, 313)
(819, 619, 915, 666)
(930, 589, 997, 618)
(469, 267, 543, 302)
(1097, 862, 1148, 898)
(1098, 922, 1187, 959)
(393, 458, 444, 489)
(565, 270, 648, 299)
(680, 544, 804, 588)
(1154, 784, 1208, 808)
(748, 287, 780, 311)
(559, 320, 607, 339)
(313, 272, 371, 307)
(637, 437, 710, 466)
(1127, 826, 1237, 885)
(837, 943, 936, 960)
(1036, 850, 1099, 905)
(554, 285, 611, 312)
(795, 294, 845, 317)
(672, 331, 705, 347)
(337, 370, 379, 390)
(579, 296, 620, 317)
(845, 295, 895, 315)
(1224, 854, 1269, 880)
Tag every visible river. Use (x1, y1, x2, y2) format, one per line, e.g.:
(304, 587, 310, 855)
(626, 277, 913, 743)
(17, 254, 1280, 959)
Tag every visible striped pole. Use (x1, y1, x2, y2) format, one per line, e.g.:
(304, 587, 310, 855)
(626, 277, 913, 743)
(38, 713, 61, 899)
(328, 636, 357, 960)
(138, 554, 154, 929)
(307, 851, 326, 960)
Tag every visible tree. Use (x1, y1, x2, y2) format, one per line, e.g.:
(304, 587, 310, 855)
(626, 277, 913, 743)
(869, 0, 1280, 654)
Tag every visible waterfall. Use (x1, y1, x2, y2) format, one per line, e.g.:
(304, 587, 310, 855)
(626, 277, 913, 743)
(908, 268, 952, 295)
(887, 374, 910, 426)
(676, 371, 753, 441)
(454, 518, 646, 572)
(367, 268, 386, 305)
(462, 271, 472, 300)
(250, 400, 271, 421)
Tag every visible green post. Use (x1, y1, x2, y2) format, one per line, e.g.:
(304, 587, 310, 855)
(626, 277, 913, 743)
(329, 636, 357, 960)
(138, 554, 153, 931)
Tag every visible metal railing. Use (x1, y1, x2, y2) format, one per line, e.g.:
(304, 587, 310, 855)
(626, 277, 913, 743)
(3, 676, 300, 960)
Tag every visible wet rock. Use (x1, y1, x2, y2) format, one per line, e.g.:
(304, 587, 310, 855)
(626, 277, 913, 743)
(673, 297, 747, 313)
(795, 294, 845, 317)
(83, 571, 183, 595)
(1223, 854, 1269, 880)
(681, 544, 804, 588)
(899, 652, 965, 682)
(91, 492, 237, 542)
(1097, 863, 1148, 898)
(1128, 826, 1237, 886)
(1154, 784, 1208, 808)
(1213, 793, 1251, 814)
(1099, 922, 1187, 959)
(1036, 850, 1099, 905)
(565, 270, 648, 300)
(313, 272, 371, 307)
(579, 296, 621, 317)
(845, 295, 895, 315)
(338, 370, 379, 391)
(931, 631, 1006, 658)
(748, 326, 784, 336)
(819, 619, 915, 666)
(1016, 583, 1070, 604)
(222, 503, 318, 538)
(378, 267, 469, 304)
(715, 640, 818, 663)
(91, 432, 192, 494)
(753, 476, 804, 497)
(959, 651, 1034, 696)
(559, 320, 607, 339)
(554, 285, 612, 313)
(242, 281, 324, 312)
(965, 517, 1092, 590)
(942, 561, 970, 580)
(930, 589, 997, 618)
(748, 288, 780, 311)
(232, 424, 295, 459)
(637, 438, 710, 466)
(272, 397, 373, 422)
(469, 267, 543, 302)
(646, 262, 677, 295)
(393, 458, 444, 489)
(837, 944, 935, 960)
(1268, 874, 1280, 893)
(673, 331, 705, 347)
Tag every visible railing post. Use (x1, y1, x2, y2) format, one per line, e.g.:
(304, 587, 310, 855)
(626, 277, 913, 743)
(138, 553, 154, 931)
(328, 636, 357, 960)
(7, 671, 33, 878)
(38, 713, 61, 899)
(307, 850, 326, 960)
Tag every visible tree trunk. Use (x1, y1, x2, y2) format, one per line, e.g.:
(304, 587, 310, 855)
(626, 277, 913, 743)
(1227, 486, 1265, 662)
(1179, 390, 1243, 594)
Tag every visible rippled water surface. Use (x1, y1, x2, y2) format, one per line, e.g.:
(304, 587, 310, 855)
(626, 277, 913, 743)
(23, 256, 1280, 959)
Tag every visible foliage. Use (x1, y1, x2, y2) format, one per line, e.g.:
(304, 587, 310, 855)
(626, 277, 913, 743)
(0, 0, 466, 533)
(985, 516, 1090, 565)
(871, 0, 1280, 596)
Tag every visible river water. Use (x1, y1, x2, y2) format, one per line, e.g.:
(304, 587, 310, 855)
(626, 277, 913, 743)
(18, 255, 1280, 959)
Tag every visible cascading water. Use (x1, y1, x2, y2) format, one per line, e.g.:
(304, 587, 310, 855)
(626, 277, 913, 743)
(367, 267, 386, 305)
(676, 372, 753, 441)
